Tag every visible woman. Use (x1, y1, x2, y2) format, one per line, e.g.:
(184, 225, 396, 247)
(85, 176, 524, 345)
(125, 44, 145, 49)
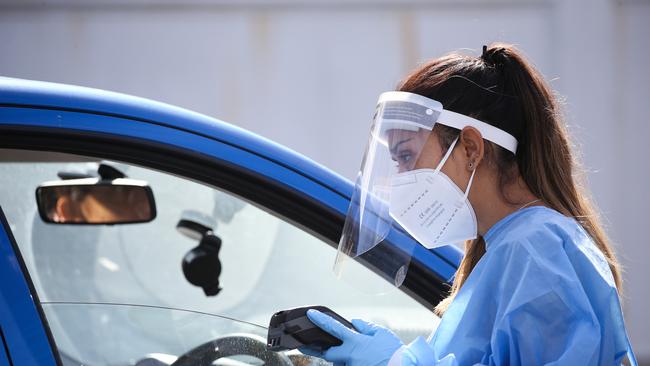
(301, 44, 636, 365)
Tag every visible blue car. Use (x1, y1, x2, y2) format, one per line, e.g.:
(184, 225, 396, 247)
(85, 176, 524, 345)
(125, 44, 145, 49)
(0, 78, 462, 366)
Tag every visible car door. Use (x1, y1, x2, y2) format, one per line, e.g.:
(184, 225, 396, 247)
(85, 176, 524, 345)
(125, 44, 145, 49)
(0, 78, 460, 365)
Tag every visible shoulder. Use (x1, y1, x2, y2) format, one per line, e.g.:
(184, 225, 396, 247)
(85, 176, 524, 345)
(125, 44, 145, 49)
(487, 206, 585, 254)
(485, 206, 615, 288)
(483, 207, 587, 279)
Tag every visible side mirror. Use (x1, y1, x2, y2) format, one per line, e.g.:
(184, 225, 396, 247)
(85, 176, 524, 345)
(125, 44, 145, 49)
(36, 178, 156, 225)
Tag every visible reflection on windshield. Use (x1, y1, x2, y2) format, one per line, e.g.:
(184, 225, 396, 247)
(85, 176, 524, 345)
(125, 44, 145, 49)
(41, 302, 325, 366)
(42, 301, 267, 329)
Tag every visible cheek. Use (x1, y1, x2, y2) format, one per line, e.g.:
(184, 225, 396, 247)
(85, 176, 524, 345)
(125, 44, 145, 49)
(415, 141, 470, 190)
(440, 152, 472, 192)
(414, 144, 445, 170)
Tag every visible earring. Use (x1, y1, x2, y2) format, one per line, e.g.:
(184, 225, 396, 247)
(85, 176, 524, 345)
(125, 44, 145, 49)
(468, 162, 475, 170)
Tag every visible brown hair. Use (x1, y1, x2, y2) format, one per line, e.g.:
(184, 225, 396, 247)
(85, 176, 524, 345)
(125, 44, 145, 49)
(398, 43, 622, 316)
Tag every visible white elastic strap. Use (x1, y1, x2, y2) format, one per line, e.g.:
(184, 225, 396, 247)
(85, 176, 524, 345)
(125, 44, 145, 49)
(434, 136, 477, 198)
(434, 137, 459, 173)
(439, 109, 518, 154)
(464, 168, 477, 200)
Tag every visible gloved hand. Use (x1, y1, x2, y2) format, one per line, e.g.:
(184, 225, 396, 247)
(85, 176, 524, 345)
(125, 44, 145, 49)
(299, 309, 404, 366)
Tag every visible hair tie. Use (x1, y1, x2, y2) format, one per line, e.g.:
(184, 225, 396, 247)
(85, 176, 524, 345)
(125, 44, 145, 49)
(480, 45, 506, 67)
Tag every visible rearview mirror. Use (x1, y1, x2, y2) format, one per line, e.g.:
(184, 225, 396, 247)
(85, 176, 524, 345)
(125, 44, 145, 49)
(36, 178, 156, 225)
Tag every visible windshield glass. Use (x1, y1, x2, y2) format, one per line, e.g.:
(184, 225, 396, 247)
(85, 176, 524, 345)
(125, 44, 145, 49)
(41, 302, 272, 365)
(0, 149, 440, 366)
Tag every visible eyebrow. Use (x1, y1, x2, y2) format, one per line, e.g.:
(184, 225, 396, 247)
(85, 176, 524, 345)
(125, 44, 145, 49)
(389, 138, 413, 155)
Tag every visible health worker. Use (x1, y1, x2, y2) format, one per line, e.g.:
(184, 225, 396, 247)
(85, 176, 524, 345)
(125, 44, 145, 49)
(300, 44, 637, 365)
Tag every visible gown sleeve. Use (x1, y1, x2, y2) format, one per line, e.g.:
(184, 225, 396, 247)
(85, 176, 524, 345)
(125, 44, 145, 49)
(390, 226, 608, 365)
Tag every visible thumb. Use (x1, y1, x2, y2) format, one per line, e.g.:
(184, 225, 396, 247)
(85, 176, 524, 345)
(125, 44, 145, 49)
(351, 318, 381, 335)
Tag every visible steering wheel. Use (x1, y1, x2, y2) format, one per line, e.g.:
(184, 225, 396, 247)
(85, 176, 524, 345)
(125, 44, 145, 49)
(170, 334, 293, 366)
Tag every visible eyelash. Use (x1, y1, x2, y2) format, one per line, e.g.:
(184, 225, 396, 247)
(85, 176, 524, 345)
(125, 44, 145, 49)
(393, 152, 413, 166)
(399, 153, 412, 161)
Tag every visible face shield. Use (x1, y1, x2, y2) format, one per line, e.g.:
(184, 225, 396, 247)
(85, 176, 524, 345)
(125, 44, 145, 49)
(334, 91, 517, 292)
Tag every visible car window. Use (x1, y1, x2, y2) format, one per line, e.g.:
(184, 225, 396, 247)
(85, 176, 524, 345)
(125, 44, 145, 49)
(0, 149, 439, 366)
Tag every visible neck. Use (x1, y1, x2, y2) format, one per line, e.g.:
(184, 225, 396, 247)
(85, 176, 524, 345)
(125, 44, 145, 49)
(471, 174, 540, 236)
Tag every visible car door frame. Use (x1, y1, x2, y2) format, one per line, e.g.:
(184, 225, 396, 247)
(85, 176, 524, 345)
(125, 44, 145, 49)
(0, 99, 459, 363)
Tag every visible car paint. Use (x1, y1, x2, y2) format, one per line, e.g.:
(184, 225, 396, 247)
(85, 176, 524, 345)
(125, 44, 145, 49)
(0, 77, 462, 364)
(0, 209, 59, 365)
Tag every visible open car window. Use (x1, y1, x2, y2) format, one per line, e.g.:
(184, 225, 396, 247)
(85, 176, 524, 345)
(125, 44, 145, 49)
(0, 149, 439, 366)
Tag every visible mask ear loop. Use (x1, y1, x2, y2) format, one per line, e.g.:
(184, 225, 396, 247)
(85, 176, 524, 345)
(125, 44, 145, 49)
(464, 167, 477, 199)
(433, 136, 477, 198)
(434, 137, 459, 173)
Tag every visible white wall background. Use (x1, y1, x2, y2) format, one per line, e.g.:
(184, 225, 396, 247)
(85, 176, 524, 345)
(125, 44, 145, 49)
(1, 0, 649, 362)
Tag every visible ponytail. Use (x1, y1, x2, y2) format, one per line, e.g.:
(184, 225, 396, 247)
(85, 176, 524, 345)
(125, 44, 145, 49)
(398, 44, 622, 316)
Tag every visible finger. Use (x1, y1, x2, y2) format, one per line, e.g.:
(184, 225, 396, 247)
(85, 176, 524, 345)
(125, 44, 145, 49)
(323, 344, 352, 362)
(307, 309, 356, 341)
(351, 318, 381, 335)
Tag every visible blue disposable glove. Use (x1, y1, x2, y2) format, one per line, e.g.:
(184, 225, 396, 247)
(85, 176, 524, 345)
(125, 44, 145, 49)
(299, 309, 404, 366)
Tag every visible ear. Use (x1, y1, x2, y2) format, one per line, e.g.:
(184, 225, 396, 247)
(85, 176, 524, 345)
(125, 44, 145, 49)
(459, 126, 485, 170)
(55, 196, 79, 222)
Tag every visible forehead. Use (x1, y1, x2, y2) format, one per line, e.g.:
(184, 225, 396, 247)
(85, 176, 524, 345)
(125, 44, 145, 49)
(385, 129, 419, 141)
(385, 129, 435, 151)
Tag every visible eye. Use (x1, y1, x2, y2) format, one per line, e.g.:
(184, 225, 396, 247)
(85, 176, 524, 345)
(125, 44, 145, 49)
(398, 152, 412, 163)
(392, 151, 414, 169)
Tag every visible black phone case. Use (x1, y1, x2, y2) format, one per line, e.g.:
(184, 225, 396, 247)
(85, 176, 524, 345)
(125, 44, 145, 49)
(266, 305, 355, 352)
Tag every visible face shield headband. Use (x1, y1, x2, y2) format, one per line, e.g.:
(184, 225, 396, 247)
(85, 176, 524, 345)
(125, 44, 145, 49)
(374, 91, 518, 153)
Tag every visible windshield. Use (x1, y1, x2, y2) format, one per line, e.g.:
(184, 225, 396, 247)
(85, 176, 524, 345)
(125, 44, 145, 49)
(0, 149, 439, 366)
(41, 302, 272, 365)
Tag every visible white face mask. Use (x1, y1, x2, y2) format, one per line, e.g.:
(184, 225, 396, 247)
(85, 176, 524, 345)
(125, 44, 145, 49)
(388, 137, 477, 249)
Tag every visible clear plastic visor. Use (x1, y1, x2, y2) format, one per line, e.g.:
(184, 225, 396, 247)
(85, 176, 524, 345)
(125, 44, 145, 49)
(333, 92, 445, 293)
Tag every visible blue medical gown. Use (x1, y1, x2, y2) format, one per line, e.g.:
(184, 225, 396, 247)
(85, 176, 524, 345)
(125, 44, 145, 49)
(391, 206, 636, 366)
